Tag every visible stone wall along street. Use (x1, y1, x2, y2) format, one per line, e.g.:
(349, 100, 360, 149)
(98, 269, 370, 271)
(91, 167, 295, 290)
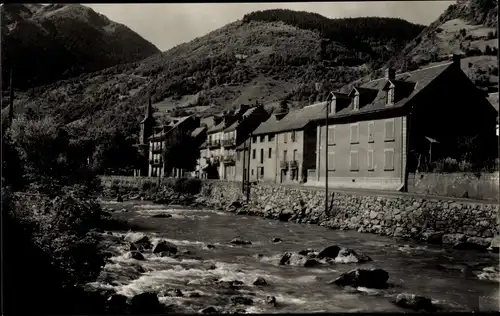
(199, 181, 500, 249)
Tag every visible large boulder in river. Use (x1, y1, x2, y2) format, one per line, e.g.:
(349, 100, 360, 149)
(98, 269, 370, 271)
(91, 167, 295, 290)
(199, 306, 218, 314)
(106, 294, 129, 314)
(253, 277, 268, 286)
(395, 293, 436, 312)
(230, 296, 253, 305)
(279, 252, 321, 267)
(334, 248, 372, 264)
(124, 232, 152, 250)
(125, 251, 145, 261)
(130, 292, 162, 314)
(317, 245, 341, 259)
(330, 268, 389, 289)
(442, 233, 466, 245)
(152, 240, 178, 255)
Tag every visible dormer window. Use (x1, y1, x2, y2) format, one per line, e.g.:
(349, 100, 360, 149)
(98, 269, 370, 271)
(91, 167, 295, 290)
(386, 87, 394, 106)
(353, 93, 360, 111)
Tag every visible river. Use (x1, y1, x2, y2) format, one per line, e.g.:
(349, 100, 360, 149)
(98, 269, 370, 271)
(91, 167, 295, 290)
(89, 199, 500, 313)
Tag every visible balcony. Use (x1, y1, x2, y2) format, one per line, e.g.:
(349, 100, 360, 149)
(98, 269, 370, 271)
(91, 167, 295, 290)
(211, 156, 221, 164)
(279, 160, 298, 169)
(279, 161, 287, 169)
(149, 159, 163, 165)
(207, 140, 221, 148)
(289, 160, 298, 169)
(222, 138, 236, 147)
(152, 146, 163, 153)
(223, 155, 236, 165)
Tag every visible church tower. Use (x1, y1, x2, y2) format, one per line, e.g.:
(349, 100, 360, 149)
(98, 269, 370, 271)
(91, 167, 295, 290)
(139, 94, 155, 145)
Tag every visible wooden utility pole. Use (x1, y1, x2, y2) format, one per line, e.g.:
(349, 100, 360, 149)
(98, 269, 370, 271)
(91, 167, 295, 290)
(324, 93, 331, 215)
(241, 139, 246, 193)
(246, 133, 252, 202)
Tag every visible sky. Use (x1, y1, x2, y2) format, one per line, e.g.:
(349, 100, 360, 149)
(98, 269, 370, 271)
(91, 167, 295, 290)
(85, 1, 456, 52)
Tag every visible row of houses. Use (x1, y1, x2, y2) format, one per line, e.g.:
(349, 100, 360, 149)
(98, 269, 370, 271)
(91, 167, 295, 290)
(136, 55, 498, 191)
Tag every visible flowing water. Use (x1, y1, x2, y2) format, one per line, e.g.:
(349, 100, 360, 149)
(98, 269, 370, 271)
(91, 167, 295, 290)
(90, 200, 500, 313)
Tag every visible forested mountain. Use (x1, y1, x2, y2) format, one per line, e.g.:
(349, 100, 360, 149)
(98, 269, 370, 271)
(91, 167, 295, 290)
(1, 3, 160, 90)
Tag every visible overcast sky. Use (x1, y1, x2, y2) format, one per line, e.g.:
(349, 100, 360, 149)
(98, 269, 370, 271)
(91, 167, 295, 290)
(86, 2, 455, 51)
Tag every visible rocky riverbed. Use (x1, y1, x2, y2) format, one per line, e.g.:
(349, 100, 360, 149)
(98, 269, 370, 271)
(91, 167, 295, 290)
(87, 199, 500, 313)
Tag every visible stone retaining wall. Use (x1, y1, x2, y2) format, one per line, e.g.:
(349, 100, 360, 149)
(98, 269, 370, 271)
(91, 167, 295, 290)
(200, 180, 500, 248)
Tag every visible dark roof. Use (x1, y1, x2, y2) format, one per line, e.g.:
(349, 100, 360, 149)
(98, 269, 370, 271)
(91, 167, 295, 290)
(315, 61, 454, 122)
(149, 115, 193, 140)
(252, 102, 326, 136)
(207, 120, 226, 133)
(487, 92, 499, 111)
(224, 107, 258, 132)
(235, 139, 250, 151)
(191, 126, 206, 138)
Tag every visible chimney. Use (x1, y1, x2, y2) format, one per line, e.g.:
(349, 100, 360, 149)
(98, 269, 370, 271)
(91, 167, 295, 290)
(385, 68, 396, 80)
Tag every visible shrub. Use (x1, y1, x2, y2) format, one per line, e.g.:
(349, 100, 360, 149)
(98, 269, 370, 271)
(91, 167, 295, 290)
(168, 178, 202, 195)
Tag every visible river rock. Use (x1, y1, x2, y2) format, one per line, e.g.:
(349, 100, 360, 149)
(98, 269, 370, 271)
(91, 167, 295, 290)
(266, 296, 277, 306)
(279, 252, 321, 267)
(188, 291, 202, 298)
(476, 266, 500, 282)
(298, 249, 316, 256)
(126, 251, 145, 261)
(152, 213, 172, 218)
(453, 237, 491, 251)
(394, 293, 435, 312)
(253, 277, 267, 286)
(231, 296, 253, 305)
(130, 292, 162, 314)
(116, 195, 123, 202)
(199, 306, 218, 314)
(152, 240, 178, 255)
(164, 288, 184, 297)
(488, 235, 500, 252)
(272, 237, 282, 243)
(334, 248, 372, 264)
(330, 268, 389, 289)
(420, 231, 444, 244)
(124, 232, 152, 250)
(230, 238, 252, 245)
(442, 234, 466, 245)
(317, 245, 341, 259)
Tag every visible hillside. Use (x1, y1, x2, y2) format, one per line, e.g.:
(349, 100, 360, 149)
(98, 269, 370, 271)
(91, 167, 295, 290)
(387, 0, 498, 92)
(1, 3, 160, 90)
(12, 10, 425, 137)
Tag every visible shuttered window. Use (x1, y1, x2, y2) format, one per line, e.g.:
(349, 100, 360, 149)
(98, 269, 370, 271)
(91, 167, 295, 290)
(367, 150, 374, 171)
(350, 123, 359, 144)
(268, 148, 272, 158)
(350, 151, 359, 171)
(328, 152, 336, 171)
(368, 121, 374, 143)
(284, 133, 288, 143)
(328, 126, 335, 145)
(384, 149, 394, 171)
(385, 119, 395, 141)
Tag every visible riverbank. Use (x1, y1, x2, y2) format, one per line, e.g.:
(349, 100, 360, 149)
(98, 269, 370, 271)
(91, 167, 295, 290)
(196, 181, 500, 252)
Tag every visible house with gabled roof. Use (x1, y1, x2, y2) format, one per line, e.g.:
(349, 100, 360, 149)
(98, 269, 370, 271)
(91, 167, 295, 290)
(236, 102, 325, 184)
(310, 54, 497, 191)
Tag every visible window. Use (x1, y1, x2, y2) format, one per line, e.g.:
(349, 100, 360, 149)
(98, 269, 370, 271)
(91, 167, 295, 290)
(350, 151, 359, 171)
(252, 136, 257, 143)
(268, 134, 275, 142)
(328, 126, 335, 145)
(367, 150, 374, 171)
(251, 169, 254, 175)
(252, 149, 256, 159)
(368, 121, 375, 143)
(283, 150, 288, 161)
(260, 148, 264, 163)
(384, 149, 395, 171)
(284, 132, 288, 143)
(293, 149, 297, 161)
(268, 148, 272, 158)
(291, 131, 296, 142)
(237, 151, 241, 161)
(350, 123, 359, 144)
(260, 167, 264, 176)
(328, 152, 336, 171)
(260, 135, 265, 142)
(386, 88, 394, 105)
(384, 119, 395, 141)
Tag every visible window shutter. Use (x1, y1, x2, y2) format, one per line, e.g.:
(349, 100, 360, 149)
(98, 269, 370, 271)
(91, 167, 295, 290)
(350, 151, 359, 171)
(384, 150, 394, 170)
(385, 119, 395, 141)
(368, 150, 374, 170)
(368, 122, 374, 142)
(328, 127, 335, 144)
(328, 152, 335, 170)
(350, 124, 359, 143)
